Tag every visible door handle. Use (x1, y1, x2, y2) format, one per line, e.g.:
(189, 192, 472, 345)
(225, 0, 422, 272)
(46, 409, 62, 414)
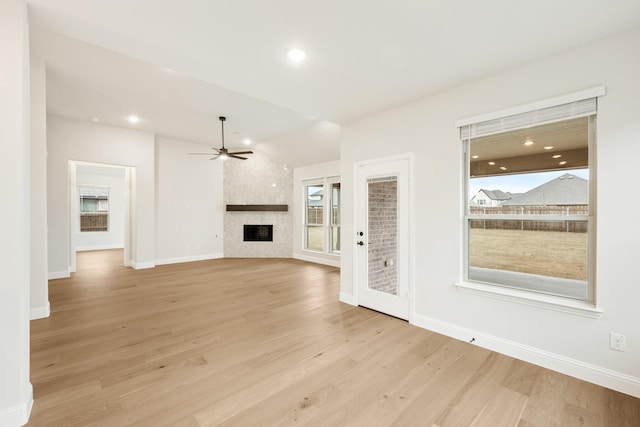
(357, 241, 365, 246)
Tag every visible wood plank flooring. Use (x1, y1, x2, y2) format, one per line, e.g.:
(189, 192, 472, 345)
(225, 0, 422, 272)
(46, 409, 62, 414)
(28, 250, 640, 426)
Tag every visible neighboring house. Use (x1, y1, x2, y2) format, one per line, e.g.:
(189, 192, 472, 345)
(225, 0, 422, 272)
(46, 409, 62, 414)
(502, 173, 588, 207)
(308, 189, 323, 208)
(470, 189, 514, 207)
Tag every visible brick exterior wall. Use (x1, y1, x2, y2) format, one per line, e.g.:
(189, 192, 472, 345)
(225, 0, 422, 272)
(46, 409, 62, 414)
(367, 179, 398, 295)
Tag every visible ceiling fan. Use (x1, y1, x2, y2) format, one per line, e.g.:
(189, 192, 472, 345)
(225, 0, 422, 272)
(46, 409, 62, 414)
(190, 116, 253, 160)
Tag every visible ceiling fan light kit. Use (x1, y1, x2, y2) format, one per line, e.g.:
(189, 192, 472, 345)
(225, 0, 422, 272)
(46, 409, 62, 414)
(189, 116, 254, 160)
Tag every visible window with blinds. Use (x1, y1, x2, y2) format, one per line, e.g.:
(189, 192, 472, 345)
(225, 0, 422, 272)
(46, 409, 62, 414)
(460, 92, 602, 302)
(79, 186, 110, 232)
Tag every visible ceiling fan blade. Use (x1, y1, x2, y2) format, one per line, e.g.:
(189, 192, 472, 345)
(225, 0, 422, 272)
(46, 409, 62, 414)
(190, 152, 215, 155)
(228, 154, 248, 160)
(209, 154, 221, 160)
(228, 150, 253, 155)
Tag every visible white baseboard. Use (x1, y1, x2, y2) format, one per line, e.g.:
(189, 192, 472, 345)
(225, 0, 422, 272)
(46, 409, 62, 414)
(293, 253, 341, 268)
(30, 301, 50, 320)
(76, 244, 124, 252)
(48, 270, 70, 280)
(155, 253, 224, 266)
(339, 292, 356, 306)
(129, 260, 155, 270)
(412, 313, 640, 398)
(0, 383, 33, 426)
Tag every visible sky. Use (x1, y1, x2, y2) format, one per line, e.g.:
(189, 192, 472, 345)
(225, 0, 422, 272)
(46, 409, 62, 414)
(469, 168, 588, 197)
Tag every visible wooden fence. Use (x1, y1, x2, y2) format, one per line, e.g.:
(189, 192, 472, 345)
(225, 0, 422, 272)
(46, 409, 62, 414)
(307, 208, 339, 225)
(80, 213, 108, 232)
(469, 205, 588, 232)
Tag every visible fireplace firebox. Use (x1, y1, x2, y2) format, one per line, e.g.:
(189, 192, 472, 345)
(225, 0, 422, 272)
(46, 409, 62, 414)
(243, 224, 273, 242)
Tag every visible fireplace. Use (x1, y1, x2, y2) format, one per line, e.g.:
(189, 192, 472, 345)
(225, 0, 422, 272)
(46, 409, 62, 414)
(243, 224, 273, 242)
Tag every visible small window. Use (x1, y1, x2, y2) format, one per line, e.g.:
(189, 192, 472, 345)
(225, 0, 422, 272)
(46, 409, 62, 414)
(79, 186, 109, 232)
(303, 177, 341, 254)
(304, 183, 324, 251)
(329, 181, 341, 254)
(462, 98, 597, 301)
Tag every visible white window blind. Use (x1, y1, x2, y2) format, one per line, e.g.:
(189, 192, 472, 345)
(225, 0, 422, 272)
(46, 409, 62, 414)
(460, 98, 597, 140)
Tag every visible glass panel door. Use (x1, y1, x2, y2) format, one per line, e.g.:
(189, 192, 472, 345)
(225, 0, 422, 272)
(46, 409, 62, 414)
(367, 176, 398, 295)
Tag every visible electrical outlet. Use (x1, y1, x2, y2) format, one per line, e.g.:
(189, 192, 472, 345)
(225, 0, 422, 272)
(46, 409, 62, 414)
(610, 332, 626, 352)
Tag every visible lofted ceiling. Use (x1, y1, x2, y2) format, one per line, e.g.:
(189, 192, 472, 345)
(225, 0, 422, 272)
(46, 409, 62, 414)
(27, 0, 640, 167)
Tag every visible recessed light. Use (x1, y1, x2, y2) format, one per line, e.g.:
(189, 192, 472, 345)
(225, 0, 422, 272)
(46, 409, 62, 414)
(91, 117, 100, 123)
(272, 183, 277, 187)
(552, 154, 562, 159)
(128, 115, 139, 124)
(287, 48, 306, 63)
(559, 161, 567, 165)
(243, 138, 252, 145)
(488, 161, 496, 165)
(500, 166, 508, 171)
(523, 140, 534, 146)
(471, 155, 479, 159)
(544, 146, 554, 150)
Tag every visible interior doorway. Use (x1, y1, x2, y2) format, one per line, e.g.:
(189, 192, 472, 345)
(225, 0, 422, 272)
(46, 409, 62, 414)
(355, 155, 413, 320)
(69, 161, 134, 272)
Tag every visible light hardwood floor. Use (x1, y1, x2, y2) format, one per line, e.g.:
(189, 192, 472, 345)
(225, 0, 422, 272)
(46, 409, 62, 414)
(29, 250, 639, 426)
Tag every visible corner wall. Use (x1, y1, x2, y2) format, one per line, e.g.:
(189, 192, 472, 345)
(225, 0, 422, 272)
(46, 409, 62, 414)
(155, 136, 224, 264)
(341, 28, 640, 396)
(30, 54, 49, 320)
(0, 1, 33, 424)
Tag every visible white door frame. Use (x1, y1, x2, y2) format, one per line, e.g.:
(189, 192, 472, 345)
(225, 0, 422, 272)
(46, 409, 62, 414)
(69, 160, 133, 271)
(352, 153, 414, 322)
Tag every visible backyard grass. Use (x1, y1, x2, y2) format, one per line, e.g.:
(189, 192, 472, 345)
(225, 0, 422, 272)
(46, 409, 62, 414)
(306, 226, 340, 252)
(470, 228, 587, 280)
(312, 227, 585, 281)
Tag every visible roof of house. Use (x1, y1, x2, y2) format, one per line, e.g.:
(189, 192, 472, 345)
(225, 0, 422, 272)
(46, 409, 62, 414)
(477, 189, 513, 201)
(502, 173, 588, 206)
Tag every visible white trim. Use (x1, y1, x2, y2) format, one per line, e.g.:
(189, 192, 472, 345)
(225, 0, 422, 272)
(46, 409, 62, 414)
(30, 301, 50, 320)
(76, 243, 125, 252)
(0, 383, 33, 426)
(155, 253, 224, 266)
(293, 253, 341, 268)
(455, 86, 606, 127)
(454, 281, 602, 318)
(467, 214, 588, 221)
(48, 269, 70, 280)
(339, 292, 356, 306)
(129, 260, 155, 269)
(412, 314, 639, 398)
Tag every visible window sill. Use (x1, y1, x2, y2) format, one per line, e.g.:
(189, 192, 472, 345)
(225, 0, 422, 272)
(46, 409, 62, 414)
(454, 281, 603, 319)
(301, 249, 341, 257)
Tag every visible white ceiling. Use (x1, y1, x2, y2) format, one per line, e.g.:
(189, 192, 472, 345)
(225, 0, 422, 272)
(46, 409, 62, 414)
(27, 0, 640, 167)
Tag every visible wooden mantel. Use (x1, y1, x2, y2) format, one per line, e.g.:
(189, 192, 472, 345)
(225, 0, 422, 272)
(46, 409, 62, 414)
(226, 204, 288, 212)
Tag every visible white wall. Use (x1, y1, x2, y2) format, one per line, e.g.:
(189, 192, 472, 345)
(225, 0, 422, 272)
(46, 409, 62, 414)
(47, 116, 156, 276)
(155, 136, 224, 264)
(293, 160, 341, 266)
(224, 152, 293, 257)
(75, 165, 126, 251)
(341, 28, 640, 397)
(0, 1, 33, 425)
(30, 54, 49, 320)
